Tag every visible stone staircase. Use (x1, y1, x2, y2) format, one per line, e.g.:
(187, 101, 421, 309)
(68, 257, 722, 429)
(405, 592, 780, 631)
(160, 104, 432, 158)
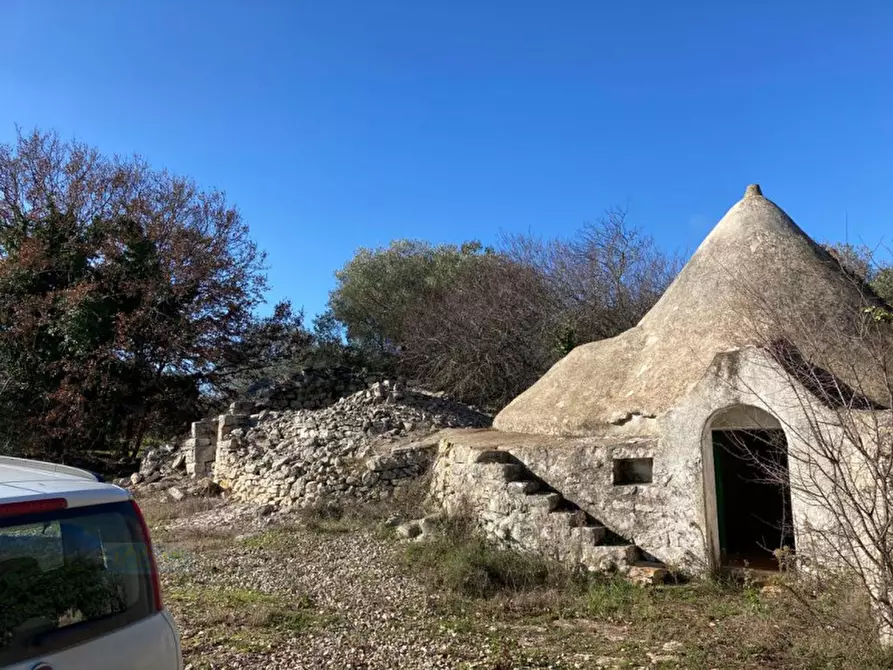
(473, 450, 648, 573)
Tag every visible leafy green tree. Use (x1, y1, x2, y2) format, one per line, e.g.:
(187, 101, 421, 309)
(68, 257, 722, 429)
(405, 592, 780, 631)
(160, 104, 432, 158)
(327, 239, 489, 362)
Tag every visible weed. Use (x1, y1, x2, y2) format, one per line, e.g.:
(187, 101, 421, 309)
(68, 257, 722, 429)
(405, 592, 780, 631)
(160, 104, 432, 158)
(165, 582, 323, 654)
(137, 495, 221, 525)
(403, 517, 577, 599)
(585, 577, 655, 621)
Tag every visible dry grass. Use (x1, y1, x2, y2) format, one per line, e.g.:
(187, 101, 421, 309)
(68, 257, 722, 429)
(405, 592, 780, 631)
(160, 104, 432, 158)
(403, 517, 577, 599)
(143, 494, 893, 668)
(164, 581, 327, 656)
(137, 494, 235, 552)
(137, 494, 222, 524)
(402, 518, 893, 669)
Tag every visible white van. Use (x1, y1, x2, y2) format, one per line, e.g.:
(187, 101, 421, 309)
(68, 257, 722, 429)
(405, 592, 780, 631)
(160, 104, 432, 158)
(0, 456, 182, 670)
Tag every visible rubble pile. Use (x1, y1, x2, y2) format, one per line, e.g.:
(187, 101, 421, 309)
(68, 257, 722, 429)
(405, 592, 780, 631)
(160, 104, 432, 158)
(214, 381, 491, 508)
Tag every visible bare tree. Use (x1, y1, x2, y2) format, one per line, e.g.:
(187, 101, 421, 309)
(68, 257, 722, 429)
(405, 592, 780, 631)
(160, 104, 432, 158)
(401, 253, 559, 409)
(724, 261, 893, 644)
(502, 208, 682, 348)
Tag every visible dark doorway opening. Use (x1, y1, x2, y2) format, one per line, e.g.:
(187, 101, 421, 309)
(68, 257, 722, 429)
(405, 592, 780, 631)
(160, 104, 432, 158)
(712, 429, 795, 570)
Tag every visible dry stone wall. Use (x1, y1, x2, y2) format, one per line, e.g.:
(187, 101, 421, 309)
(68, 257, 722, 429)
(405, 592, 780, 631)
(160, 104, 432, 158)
(203, 381, 489, 509)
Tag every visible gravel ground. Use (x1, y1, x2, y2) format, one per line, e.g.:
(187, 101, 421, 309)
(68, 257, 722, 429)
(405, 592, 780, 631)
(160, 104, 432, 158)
(145, 496, 890, 670)
(150, 499, 589, 670)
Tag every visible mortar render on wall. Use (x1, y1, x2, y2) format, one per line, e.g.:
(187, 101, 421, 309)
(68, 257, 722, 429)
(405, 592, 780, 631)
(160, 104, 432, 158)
(428, 346, 892, 577)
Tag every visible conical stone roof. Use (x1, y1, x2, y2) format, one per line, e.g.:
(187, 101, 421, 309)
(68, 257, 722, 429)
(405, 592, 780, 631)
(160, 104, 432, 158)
(494, 185, 890, 436)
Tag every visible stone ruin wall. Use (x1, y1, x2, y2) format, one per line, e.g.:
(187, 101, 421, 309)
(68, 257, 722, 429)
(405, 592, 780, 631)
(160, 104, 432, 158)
(215, 427, 438, 510)
(180, 381, 490, 510)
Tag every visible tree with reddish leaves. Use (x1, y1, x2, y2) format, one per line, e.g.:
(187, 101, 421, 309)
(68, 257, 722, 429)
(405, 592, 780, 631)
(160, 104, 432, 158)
(0, 130, 288, 461)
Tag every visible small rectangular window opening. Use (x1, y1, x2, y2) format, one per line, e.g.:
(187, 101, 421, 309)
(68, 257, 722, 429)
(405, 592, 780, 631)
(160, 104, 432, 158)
(613, 457, 653, 485)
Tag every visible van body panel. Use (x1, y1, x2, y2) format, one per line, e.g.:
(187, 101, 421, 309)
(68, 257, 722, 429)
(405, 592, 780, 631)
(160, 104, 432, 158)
(5, 610, 182, 670)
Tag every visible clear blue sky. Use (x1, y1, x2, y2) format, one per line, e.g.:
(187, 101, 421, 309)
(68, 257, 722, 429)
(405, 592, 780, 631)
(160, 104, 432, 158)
(2, 1, 892, 318)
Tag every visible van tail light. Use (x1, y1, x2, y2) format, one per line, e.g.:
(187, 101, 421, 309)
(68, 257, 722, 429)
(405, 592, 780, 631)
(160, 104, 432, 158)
(130, 499, 163, 612)
(0, 497, 67, 517)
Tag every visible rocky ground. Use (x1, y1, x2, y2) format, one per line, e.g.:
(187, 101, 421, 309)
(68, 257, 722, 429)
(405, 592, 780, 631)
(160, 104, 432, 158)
(147, 498, 531, 669)
(140, 493, 892, 670)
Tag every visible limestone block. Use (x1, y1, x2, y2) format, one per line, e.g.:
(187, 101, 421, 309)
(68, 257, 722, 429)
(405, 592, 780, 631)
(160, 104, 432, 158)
(191, 419, 217, 440)
(187, 460, 212, 478)
(192, 444, 215, 464)
(581, 544, 639, 572)
(218, 413, 250, 441)
(571, 524, 607, 545)
(216, 439, 235, 453)
(625, 564, 668, 586)
(526, 492, 561, 511)
(229, 400, 255, 415)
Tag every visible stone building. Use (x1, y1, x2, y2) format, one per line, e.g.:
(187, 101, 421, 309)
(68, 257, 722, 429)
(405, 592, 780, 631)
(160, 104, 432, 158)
(433, 185, 893, 575)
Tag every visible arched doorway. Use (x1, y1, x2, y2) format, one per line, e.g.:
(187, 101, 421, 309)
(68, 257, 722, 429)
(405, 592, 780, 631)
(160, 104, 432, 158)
(704, 405, 795, 570)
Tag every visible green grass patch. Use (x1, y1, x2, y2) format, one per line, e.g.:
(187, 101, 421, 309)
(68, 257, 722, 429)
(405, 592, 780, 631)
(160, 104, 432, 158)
(165, 582, 323, 649)
(585, 577, 656, 621)
(401, 519, 893, 668)
(403, 518, 580, 599)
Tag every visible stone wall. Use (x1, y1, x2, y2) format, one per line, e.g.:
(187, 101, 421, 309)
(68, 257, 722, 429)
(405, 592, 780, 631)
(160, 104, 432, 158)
(365, 444, 438, 489)
(214, 434, 439, 509)
(184, 418, 217, 477)
(182, 381, 490, 509)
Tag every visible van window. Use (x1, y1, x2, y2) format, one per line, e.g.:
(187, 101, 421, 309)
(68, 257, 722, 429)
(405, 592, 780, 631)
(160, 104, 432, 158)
(0, 501, 155, 666)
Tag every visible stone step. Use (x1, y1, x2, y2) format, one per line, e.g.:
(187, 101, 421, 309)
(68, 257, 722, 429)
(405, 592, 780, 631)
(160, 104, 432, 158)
(570, 524, 607, 545)
(481, 462, 528, 482)
(526, 491, 561, 511)
(625, 562, 668, 586)
(474, 449, 515, 464)
(506, 479, 540, 495)
(545, 510, 607, 543)
(581, 544, 641, 572)
(547, 508, 581, 525)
